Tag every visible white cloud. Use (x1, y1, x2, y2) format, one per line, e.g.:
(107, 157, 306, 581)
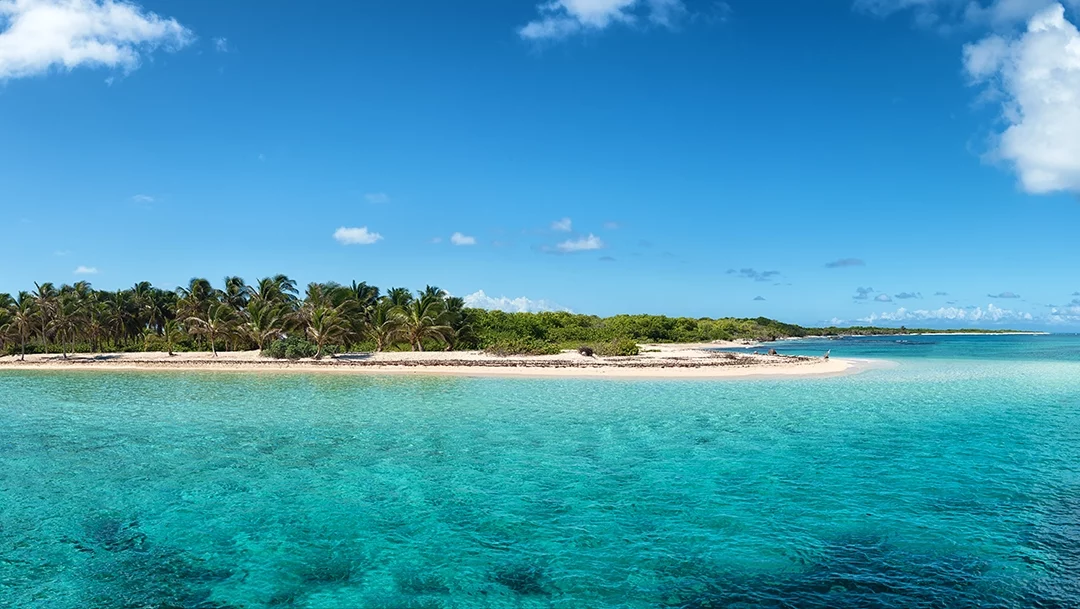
(556, 233, 604, 252)
(854, 0, 1076, 29)
(875, 293, 893, 302)
(73, 265, 98, 274)
(859, 303, 1033, 323)
(450, 232, 476, 246)
(0, 0, 194, 81)
(519, 0, 685, 40)
(333, 226, 383, 245)
(963, 4, 1080, 194)
(551, 217, 572, 232)
(131, 193, 153, 203)
(213, 36, 227, 52)
(1049, 302, 1080, 323)
(463, 290, 569, 313)
(365, 192, 390, 204)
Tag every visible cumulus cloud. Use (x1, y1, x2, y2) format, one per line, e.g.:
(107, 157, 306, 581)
(988, 291, 1021, 298)
(73, 265, 98, 274)
(853, 286, 875, 300)
(450, 232, 476, 246)
(727, 268, 781, 282)
(213, 36, 227, 52)
(463, 290, 568, 313)
(519, 0, 686, 40)
(895, 291, 922, 299)
(963, 4, 1080, 194)
(0, 0, 194, 81)
(1049, 300, 1080, 323)
(934, 291, 949, 296)
(875, 293, 893, 302)
(131, 194, 154, 203)
(551, 217, 572, 232)
(753, 295, 766, 301)
(825, 257, 865, 268)
(556, 233, 604, 252)
(860, 303, 1033, 323)
(365, 192, 390, 204)
(333, 226, 383, 245)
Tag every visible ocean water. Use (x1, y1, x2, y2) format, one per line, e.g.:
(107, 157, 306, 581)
(2, 337, 1079, 608)
(729, 332, 1080, 362)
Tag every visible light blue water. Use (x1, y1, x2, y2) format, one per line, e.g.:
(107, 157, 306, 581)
(2, 337, 1079, 608)
(730, 332, 1080, 362)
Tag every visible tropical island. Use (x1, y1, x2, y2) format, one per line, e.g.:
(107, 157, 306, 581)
(0, 276, 1025, 377)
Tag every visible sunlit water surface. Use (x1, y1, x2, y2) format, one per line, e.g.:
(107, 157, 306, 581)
(2, 335, 1080, 607)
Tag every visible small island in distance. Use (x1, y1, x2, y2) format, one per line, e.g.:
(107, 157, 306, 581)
(0, 276, 1037, 378)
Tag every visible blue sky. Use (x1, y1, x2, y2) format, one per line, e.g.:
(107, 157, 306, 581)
(2, 0, 1080, 328)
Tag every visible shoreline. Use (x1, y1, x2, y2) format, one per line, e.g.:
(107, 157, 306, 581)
(787, 332, 1049, 339)
(0, 343, 867, 380)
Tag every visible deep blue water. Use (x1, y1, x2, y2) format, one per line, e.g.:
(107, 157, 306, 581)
(2, 336, 1080, 608)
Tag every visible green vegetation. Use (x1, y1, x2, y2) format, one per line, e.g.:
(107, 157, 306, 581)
(483, 337, 562, 357)
(0, 276, 1024, 360)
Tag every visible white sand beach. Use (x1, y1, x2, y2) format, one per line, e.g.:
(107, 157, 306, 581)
(0, 342, 863, 379)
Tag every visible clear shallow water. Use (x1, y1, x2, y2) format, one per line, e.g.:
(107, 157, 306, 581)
(732, 333, 1080, 362)
(2, 340, 1080, 608)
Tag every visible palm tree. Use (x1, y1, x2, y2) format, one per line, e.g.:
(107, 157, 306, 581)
(176, 278, 217, 319)
(273, 274, 299, 301)
(32, 282, 58, 354)
(0, 293, 14, 355)
(162, 319, 185, 356)
(398, 288, 452, 351)
(251, 277, 282, 305)
(130, 281, 153, 331)
(304, 306, 350, 359)
(223, 276, 249, 310)
(50, 294, 83, 359)
(146, 288, 175, 335)
(185, 301, 237, 356)
(350, 281, 380, 309)
(102, 291, 136, 349)
(367, 299, 402, 352)
(85, 301, 109, 353)
(442, 296, 474, 350)
(243, 299, 290, 350)
(10, 293, 37, 361)
(386, 287, 414, 308)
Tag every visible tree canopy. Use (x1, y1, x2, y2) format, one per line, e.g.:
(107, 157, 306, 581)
(0, 276, 1017, 360)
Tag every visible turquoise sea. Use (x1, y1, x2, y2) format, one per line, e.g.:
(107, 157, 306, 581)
(2, 335, 1079, 608)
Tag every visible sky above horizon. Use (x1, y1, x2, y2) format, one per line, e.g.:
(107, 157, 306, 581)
(2, 0, 1080, 329)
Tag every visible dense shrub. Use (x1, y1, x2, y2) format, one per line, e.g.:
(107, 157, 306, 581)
(467, 310, 818, 345)
(591, 339, 641, 357)
(483, 337, 561, 356)
(262, 337, 318, 360)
